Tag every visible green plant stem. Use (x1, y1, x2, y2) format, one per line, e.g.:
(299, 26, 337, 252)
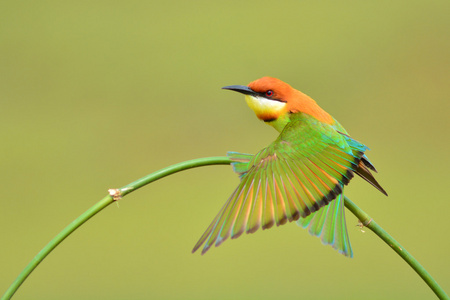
(344, 196, 448, 300)
(2, 156, 448, 299)
(1, 157, 231, 300)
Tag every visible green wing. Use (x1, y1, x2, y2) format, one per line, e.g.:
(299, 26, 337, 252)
(193, 114, 365, 256)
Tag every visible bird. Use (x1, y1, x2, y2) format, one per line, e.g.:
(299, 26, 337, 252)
(192, 77, 387, 257)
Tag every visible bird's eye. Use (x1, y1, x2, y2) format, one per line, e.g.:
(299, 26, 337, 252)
(265, 90, 274, 97)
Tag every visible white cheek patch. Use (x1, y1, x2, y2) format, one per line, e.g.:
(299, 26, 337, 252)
(245, 95, 286, 116)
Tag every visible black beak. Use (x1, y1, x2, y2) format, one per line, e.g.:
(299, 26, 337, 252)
(222, 85, 255, 96)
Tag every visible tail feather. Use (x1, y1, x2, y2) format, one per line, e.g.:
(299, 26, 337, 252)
(297, 193, 353, 257)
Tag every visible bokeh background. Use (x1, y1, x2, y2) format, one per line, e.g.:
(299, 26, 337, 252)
(1, 1, 449, 299)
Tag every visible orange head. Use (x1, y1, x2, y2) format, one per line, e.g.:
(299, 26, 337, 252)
(223, 77, 333, 128)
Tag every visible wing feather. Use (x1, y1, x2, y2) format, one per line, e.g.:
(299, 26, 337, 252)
(261, 173, 275, 230)
(231, 178, 255, 239)
(272, 170, 288, 226)
(246, 174, 263, 234)
(193, 113, 384, 256)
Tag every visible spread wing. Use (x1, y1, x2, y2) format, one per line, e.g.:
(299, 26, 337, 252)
(193, 114, 366, 255)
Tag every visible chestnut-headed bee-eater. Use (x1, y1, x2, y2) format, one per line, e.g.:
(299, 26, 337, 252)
(193, 77, 387, 257)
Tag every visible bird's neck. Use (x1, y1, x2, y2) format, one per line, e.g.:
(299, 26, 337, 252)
(266, 113, 291, 133)
(289, 90, 334, 124)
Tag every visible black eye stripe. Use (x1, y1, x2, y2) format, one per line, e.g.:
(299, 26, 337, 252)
(256, 92, 286, 103)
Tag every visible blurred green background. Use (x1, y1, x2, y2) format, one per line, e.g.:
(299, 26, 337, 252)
(1, 1, 449, 299)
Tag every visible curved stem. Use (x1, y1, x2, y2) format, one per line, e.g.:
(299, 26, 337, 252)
(2, 156, 447, 300)
(344, 196, 448, 300)
(1, 196, 112, 300)
(1, 157, 231, 300)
